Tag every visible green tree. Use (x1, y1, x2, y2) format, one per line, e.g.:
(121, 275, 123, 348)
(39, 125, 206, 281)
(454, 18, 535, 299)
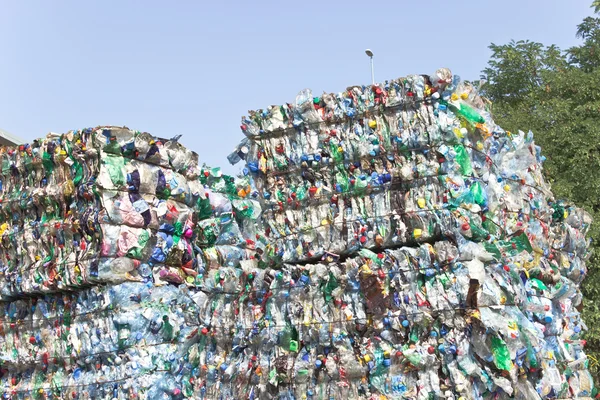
(481, 12, 600, 378)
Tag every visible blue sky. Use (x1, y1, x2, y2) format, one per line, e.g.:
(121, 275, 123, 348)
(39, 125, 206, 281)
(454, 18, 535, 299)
(0, 0, 594, 173)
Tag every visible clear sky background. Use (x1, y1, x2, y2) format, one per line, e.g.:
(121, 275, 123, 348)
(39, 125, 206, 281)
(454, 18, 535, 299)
(0, 0, 594, 174)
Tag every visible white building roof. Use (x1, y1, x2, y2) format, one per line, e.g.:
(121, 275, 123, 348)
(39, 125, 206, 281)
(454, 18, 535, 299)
(0, 128, 24, 146)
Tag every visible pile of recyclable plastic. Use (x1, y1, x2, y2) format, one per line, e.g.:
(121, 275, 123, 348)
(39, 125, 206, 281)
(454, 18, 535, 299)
(222, 69, 595, 398)
(0, 282, 200, 398)
(0, 68, 595, 399)
(194, 167, 263, 274)
(0, 127, 201, 299)
(229, 70, 553, 266)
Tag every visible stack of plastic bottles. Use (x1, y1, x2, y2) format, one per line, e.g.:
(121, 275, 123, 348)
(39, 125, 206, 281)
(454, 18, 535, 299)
(228, 70, 566, 267)
(0, 68, 595, 399)
(194, 167, 264, 274)
(0, 127, 202, 299)
(0, 282, 201, 398)
(219, 69, 595, 398)
(178, 231, 593, 399)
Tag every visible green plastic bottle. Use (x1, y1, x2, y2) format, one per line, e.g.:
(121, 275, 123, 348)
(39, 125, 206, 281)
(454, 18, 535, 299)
(454, 145, 473, 176)
(491, 336, 512, 371)
(449, 101, 485, 125)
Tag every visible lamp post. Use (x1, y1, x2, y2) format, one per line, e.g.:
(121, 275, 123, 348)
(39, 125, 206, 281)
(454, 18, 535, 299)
(365, 49, 374, 85)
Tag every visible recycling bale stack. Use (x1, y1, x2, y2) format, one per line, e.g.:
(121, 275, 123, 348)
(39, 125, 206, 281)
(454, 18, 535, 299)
(228, 70, 512, 265)
(0, 282, 201, 398)
(0, 68, 595, 399)
(0, 127, 201, 299)
(220, 69, 595, 398)
(0, 164, 265, 398)
(0, 127, 209, 398)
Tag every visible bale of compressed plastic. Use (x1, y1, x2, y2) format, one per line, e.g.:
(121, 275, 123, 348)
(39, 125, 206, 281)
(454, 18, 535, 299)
(192, 166, 266, 276)
(0, 127, 203, 299)
(228, 71, 546, 266)
(0, 281, 200, 398)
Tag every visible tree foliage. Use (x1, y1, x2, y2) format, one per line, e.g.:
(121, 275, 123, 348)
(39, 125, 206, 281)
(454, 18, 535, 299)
(480, 12, 600, 379)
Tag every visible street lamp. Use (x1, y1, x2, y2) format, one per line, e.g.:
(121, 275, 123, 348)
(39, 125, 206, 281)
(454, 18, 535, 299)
(365, 49, 374, 85)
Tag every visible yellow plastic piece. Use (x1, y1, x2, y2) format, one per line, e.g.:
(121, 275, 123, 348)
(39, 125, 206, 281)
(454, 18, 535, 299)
(0, 223, 8, 236)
